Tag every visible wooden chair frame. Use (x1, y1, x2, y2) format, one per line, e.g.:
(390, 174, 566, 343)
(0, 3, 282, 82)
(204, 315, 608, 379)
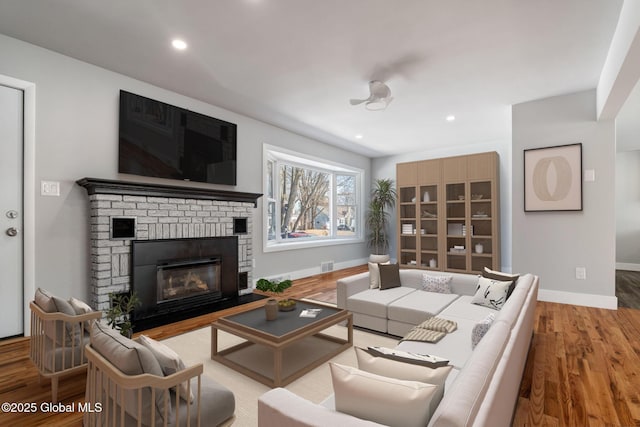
(84, 344, 205, 427)
(29, 300, 102, 403)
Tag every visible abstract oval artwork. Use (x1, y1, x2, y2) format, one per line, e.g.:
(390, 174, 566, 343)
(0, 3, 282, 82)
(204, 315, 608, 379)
(524, 143, 582, 212)
(532, 156, 572, 201)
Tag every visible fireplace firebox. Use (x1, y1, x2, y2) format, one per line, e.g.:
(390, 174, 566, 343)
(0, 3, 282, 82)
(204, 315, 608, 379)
(157, 257, 222, 303)
(132, 237, 238, 329)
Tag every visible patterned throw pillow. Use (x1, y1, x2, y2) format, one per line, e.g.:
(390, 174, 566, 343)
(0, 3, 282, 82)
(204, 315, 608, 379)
(471, 276, 512, 310)
(471, 313, 495, 349)
(421, 274, 453, 294)
(482, 267, 519, 299)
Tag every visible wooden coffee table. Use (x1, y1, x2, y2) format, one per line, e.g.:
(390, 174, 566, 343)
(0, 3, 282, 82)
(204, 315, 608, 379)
(211, 300, 352, 387)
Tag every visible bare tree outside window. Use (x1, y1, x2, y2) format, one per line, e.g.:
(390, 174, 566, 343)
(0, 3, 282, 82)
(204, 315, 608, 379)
(264, 147, 362, 248)
(279, 165, 330, 238)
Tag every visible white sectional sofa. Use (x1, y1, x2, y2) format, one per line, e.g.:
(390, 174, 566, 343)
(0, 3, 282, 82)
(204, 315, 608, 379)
(258, 268, 539, 427)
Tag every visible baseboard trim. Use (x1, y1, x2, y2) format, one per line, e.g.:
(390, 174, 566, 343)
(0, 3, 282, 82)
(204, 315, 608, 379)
(616, 262, 640, 272)
(538, 289, 618, 310)
(256, 258, 368, 285)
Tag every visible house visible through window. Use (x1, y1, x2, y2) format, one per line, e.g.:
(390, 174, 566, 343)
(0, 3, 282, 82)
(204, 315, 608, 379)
(264, 145, 363, 251)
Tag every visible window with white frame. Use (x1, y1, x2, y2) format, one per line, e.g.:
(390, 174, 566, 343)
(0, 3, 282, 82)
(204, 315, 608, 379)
(264, 145, 363, 250)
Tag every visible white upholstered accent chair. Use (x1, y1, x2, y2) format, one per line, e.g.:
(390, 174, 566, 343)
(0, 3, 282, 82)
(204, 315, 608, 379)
(29, 290, 102, 403)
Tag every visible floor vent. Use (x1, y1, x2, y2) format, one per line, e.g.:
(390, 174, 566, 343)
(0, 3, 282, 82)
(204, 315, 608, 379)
(321, 261, 334, 273)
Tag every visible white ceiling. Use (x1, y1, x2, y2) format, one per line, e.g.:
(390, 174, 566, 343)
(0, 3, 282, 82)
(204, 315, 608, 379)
(0, 0, 624, 157)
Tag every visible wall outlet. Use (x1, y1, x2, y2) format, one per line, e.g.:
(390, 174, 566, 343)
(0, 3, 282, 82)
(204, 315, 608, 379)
(41, 180, 60, 196)
(575, 267, 586, 280)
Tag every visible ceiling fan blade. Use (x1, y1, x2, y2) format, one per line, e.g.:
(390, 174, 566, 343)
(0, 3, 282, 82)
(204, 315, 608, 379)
(350, 98, 368, 105)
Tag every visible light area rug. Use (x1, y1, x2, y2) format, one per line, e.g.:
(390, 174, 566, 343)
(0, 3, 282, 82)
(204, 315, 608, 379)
(161, 324, 398, 426)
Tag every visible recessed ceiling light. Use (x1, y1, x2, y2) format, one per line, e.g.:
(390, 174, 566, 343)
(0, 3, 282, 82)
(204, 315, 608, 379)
(171, 39, 188, 50)
(355, 134, 363, 140)
(446, 115, 456, 122)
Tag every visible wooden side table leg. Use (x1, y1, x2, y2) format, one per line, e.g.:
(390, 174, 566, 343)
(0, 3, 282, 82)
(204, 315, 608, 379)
(347, 315, 353, 345)
(211, 325, 219, 359)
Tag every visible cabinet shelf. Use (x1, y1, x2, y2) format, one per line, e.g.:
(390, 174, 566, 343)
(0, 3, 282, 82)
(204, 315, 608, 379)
(397, 152, 499, 274)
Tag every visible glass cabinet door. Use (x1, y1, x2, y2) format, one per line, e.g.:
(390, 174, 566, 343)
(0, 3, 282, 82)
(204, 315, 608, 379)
(398, 186, 417, 267)
(470, 181, 493, 272)
(419, 184, 438, 269)
(445, 182, 467, 271)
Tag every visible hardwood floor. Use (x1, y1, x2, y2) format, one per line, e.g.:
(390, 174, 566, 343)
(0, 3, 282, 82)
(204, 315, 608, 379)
(616, 269, 640, 309)
(1, 265, 639, 426)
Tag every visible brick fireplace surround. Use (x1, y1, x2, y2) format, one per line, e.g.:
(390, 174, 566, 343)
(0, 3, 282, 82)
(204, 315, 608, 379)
(77, 178, 262, 326)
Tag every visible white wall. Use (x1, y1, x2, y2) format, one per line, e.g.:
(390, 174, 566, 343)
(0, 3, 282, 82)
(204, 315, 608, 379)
(615, 150, 640, 270)
(0, 34, 371, 302)
(371, 136, 513, 272)
(512, 89, 617, 309)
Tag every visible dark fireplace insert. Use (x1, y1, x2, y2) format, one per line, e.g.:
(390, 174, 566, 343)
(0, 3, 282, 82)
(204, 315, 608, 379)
(131, 236, 239, 330)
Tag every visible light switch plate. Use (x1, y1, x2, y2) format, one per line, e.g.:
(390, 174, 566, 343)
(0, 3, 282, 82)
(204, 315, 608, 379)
(41, 180, 60, 196)
(584, 169, 595, 182)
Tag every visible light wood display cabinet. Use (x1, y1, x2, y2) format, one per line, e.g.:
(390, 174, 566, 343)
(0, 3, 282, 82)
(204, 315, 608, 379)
(396, 152, 500, 274)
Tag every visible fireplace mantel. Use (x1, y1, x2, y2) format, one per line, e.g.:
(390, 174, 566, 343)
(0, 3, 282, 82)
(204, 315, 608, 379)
(77, 177, 262, 206)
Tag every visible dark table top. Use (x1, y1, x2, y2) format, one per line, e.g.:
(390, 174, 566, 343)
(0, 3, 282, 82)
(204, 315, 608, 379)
(219, 300, 341, 338)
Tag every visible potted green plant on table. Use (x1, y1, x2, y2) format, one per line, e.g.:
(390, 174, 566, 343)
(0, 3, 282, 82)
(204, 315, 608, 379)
(256, 278, 294, 320)
(106, 291, 141, 338)
(366, 178, 397, 263)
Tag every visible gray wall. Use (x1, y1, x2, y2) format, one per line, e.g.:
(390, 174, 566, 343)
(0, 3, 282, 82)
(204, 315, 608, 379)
(512, 89, 616, 304)
(0, 34, 370, 301)
(615, 150, 640, 268)
(371, 137, 513, 272)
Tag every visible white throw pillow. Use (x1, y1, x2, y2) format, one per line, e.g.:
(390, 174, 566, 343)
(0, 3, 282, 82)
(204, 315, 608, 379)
(137, 335, 194, 403)
(330, 362, 438, 427)
(355, 347, 451, 416)
(368, 261, 390, 289)
(69, 297, 94, 333)
(471, 277, 512, 310)
(421, 273, 453, 294)
(471, 313, 496, 349)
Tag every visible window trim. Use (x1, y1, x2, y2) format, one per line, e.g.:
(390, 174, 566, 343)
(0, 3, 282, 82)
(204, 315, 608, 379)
(263, 144, 365, 253)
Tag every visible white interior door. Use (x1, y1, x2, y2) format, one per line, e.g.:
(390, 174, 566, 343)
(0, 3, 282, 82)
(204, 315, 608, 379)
(0, 84, 24, 338)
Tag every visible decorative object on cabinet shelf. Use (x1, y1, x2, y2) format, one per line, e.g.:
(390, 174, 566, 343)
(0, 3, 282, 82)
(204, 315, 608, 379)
(475, 243, 484, 254)
(409, 260, 417, 265)
(471, 194, 483, 200)
(420, 229, 425, 235)
(423, 191, 430, 202)
(450, 246, 466, 254)
(411, 196, 416, 202)
(458, 195, 465, 200)
(422, 210, 436, 218)
(524, 143, 582, 212)
(461, 225, 474, 236)
(367, 178, 397, 258)
(429, 258, 437, 268)
(447, 223, 464, 236)
(402, 224, 413, 234)
(472, 211, 488, 218)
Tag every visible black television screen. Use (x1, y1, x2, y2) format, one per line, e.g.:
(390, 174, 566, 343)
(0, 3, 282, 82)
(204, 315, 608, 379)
(118, 90, 237, 185)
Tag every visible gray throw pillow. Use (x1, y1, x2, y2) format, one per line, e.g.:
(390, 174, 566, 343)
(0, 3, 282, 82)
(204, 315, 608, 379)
(90, 322, 170, 425)
(379, 263, 401, 290)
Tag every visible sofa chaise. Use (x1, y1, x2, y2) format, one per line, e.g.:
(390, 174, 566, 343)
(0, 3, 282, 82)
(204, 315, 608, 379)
(258, 267, 539, 427)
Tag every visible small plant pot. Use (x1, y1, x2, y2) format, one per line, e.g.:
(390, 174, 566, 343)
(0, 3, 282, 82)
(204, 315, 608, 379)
(278, 299, 297, 312)
(265, 298, 278, 321)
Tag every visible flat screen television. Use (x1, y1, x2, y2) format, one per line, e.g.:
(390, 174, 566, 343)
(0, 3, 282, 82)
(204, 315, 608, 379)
(118, 90, 237, 185)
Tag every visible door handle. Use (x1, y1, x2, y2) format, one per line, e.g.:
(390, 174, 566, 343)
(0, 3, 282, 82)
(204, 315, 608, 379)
(6, 227, 19, 237)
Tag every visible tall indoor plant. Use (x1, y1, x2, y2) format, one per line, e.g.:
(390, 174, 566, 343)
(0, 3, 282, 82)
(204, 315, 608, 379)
(366, 178, 397, 261)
